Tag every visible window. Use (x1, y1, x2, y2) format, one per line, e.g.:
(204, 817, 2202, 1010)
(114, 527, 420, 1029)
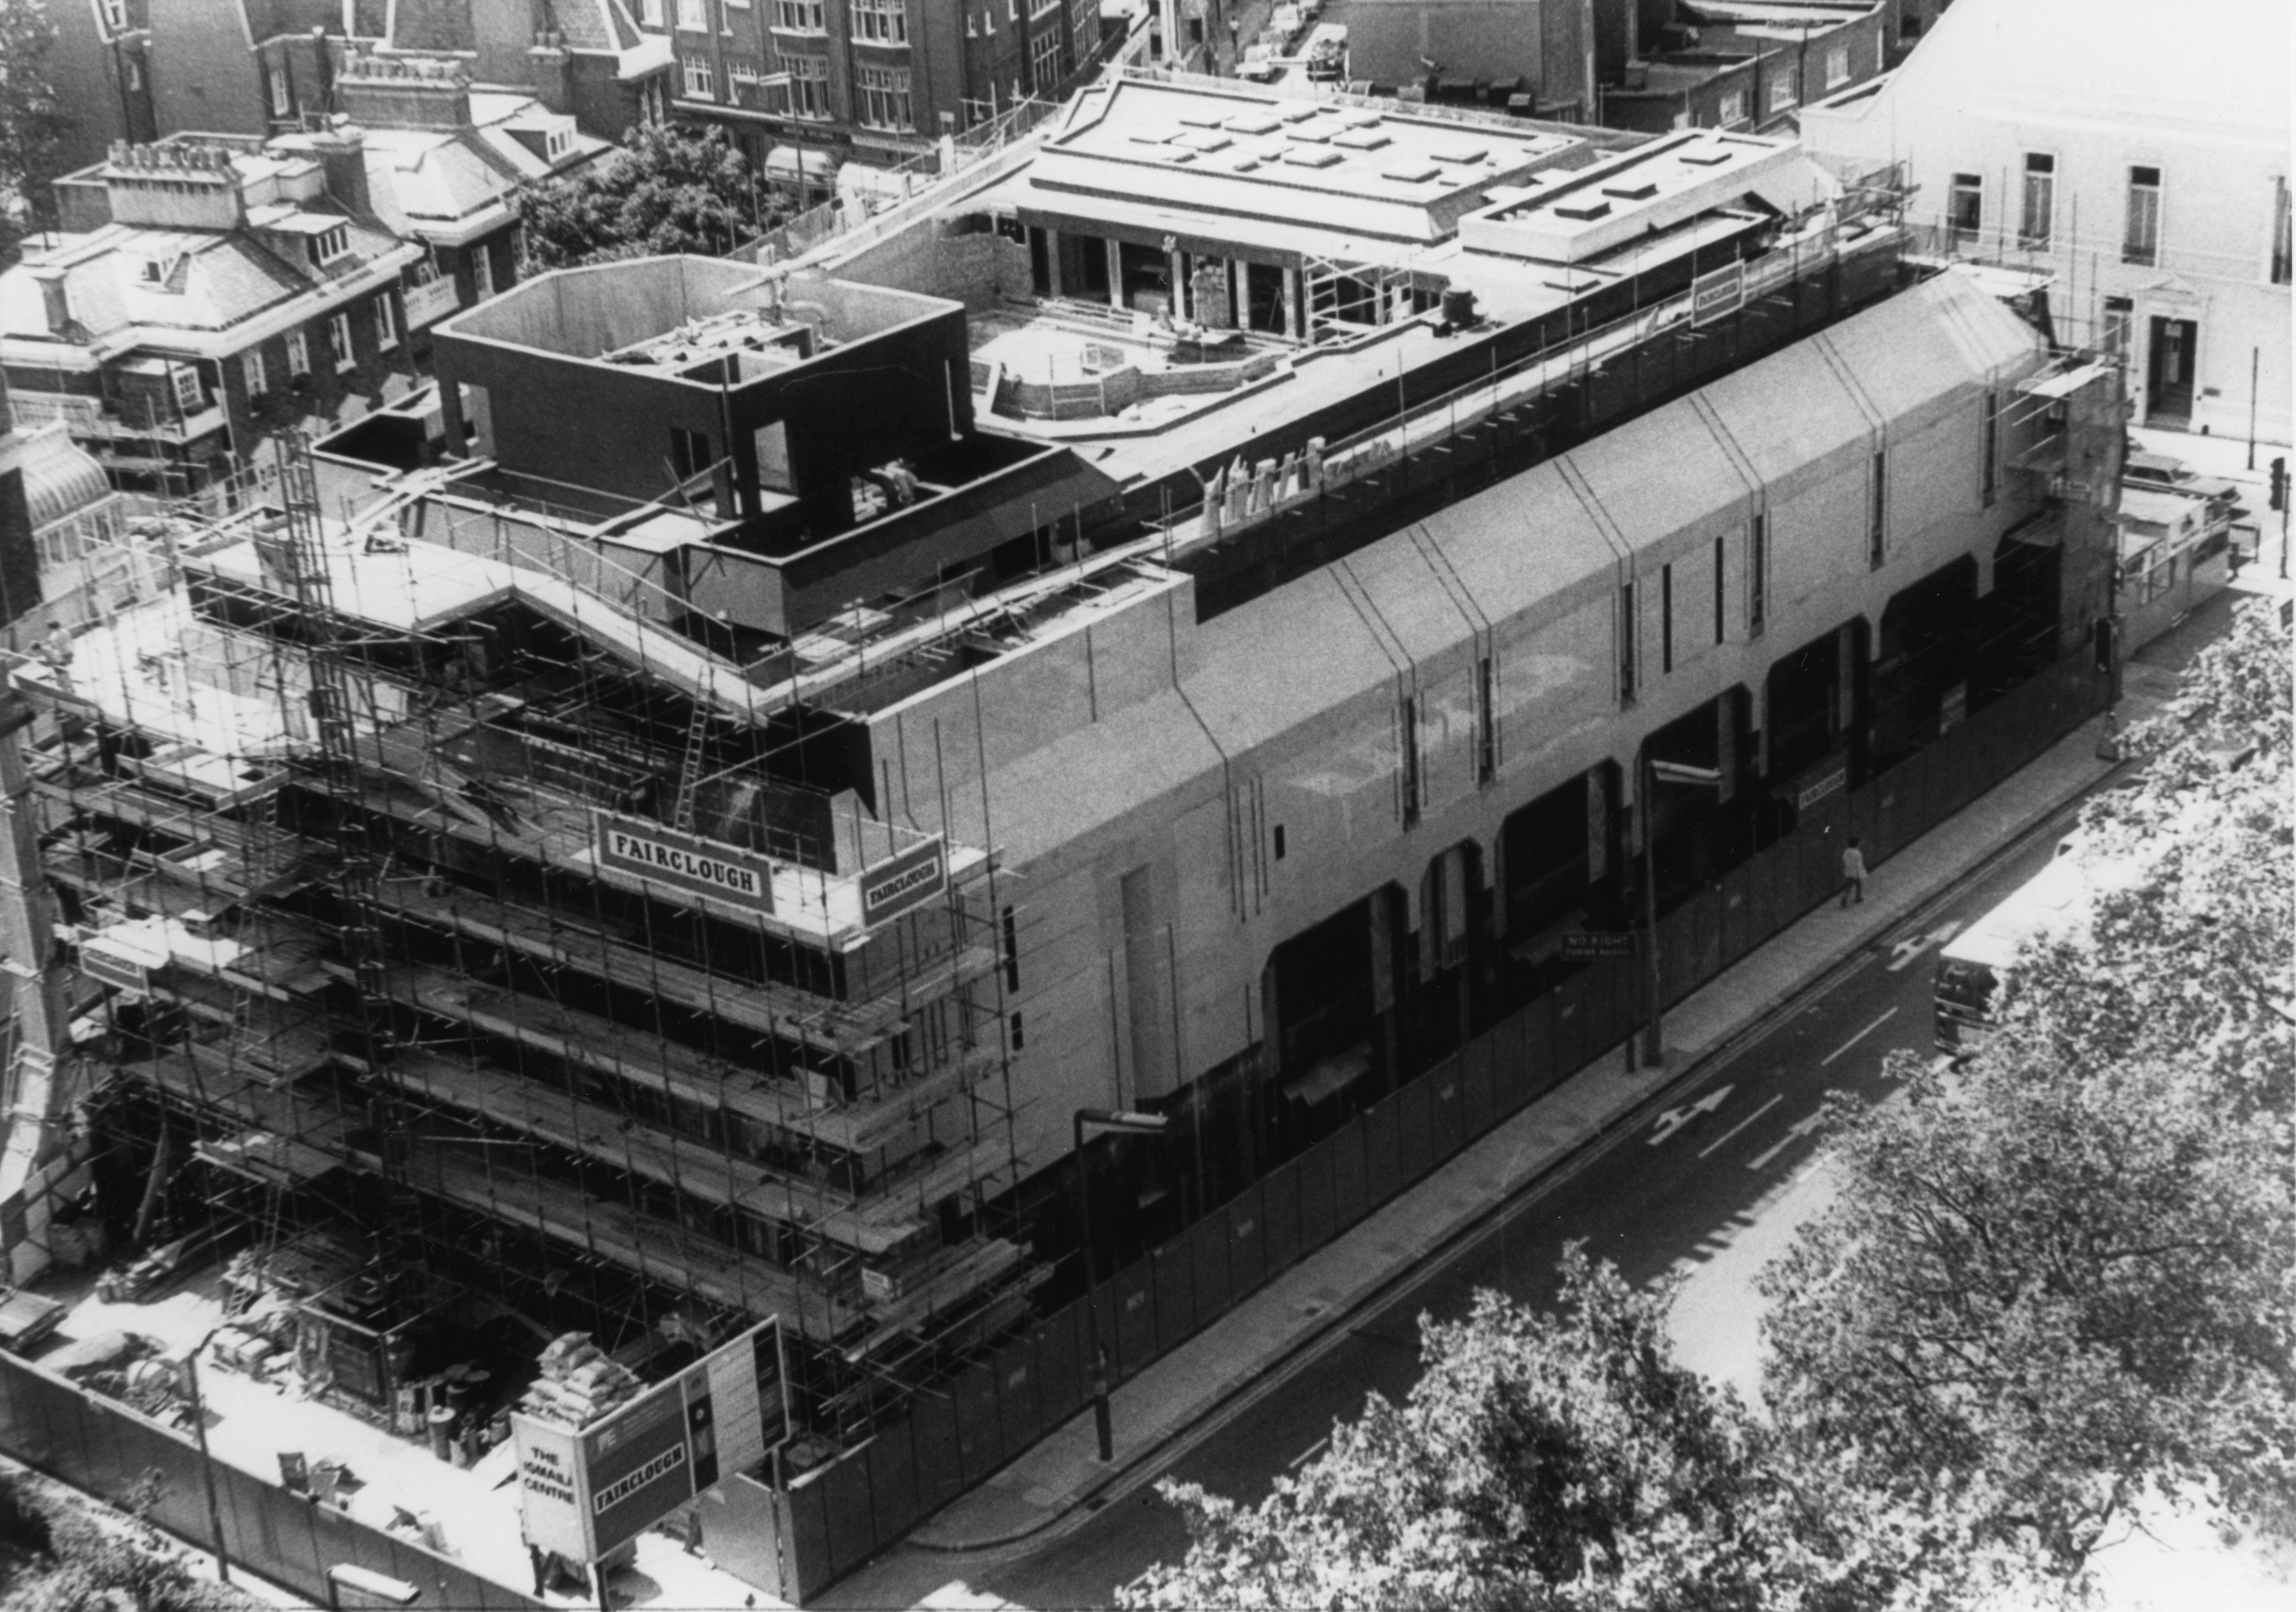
(1031, 0, 1059, 15)
(126, 57, 142, 92)
(773, 0, 824, 27)
(328, 309, 355, 370)
(243, 348, 268, 397)
(1749, 514, 1766, 636)
(641, 0, 663, 22)
(782, 52, 829, 117)
(852, 0, 908, 43)
(2102, 295, 2133, 361)
(1000, 906, 1021, 993)
(857, 63, 912, 129)
(1008, 1011, 1024, 1053)
(99, 0, 125, 29)
(1767, 71, 1796, 115)
(724, 0, 745, 25)
(2272, 177, 2290, 286)
(2020, 153, 2055, 249)
(1980, 391, 1998, 505)
(1824, 42, 1849, 87)
(286, 330, 311, 377)
(1660, 562, 1674, 673)
(1716, 87, 1746, 126)
(1272, 824, 1286, 860)
(1029, 24, 1064, 90)
(2124, 165, 2161, 265)
(677, 0, 705, 29)
(1869, 449, 1887, 568)
(670, 426, 712, 482)
(1619, 581, 1637, 703)
(682, 55, 714, 97)
(269, 66, 292, 118)
(1475, 656, 1496, 785)
(1948, 173, 1982, 243)
(307, 224, 350, 265)
(170, 363, 203, 413)
(1712, 535, 1726, 645)
(473, 244, 495, 301)
(374, 291, 397, 351)
(1901, 12, 1922, 39)
(1400, 696, 1421, 826)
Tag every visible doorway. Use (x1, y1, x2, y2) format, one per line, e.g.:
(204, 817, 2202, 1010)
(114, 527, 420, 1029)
(2146, 316, 2197, 422)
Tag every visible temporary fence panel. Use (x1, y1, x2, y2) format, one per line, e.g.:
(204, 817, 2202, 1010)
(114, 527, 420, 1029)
(1224, 1182, 1268, 1302)
(1030, 1302, 1085, 1431)
(951, 1360, 1004, 1485)
(1460, 1036, 1495, 1139)
(1261, 1158, 1302, 1278)
(820, 1439, 877, 1577)
(1330, 1115, 1371, 1233)
(993, 1331, 1043, 1456)
(1111, 1259, 1159, 1378)
(1186, 1213, 1231, 1336)
(907, 1389, 966, 1517)
(864, 1417, 920, 1545)
(1395, 1074, 1433, 1186)
(1153, 1240, 1200, 1356)
(1361, 1090, 1404, 1206)
(1295, 1133, 1337, 1253)
(783, 1466, 836, 1603)
(1551, 972, 1593, 1075)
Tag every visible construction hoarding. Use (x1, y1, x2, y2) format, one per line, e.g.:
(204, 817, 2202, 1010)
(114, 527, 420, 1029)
(512, 1317, 787, 1561)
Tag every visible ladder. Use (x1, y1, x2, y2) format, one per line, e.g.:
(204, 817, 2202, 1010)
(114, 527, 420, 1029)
(671, 699, 712, 833)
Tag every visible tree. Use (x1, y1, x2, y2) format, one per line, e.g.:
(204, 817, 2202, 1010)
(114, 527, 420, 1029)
(1762, 599, 2296, 1592)
(0, 0, 75, 260)
(1119, 1249, 1931, 1612)
(514, 122, 762, 271)
(0, 1466, 253, 1612)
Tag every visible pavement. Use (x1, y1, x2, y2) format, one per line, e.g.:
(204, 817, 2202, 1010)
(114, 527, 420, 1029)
(901, 573, 2250, 1558)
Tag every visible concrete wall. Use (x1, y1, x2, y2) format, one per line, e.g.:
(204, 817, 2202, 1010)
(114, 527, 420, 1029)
(980, 276, 2071, 1179)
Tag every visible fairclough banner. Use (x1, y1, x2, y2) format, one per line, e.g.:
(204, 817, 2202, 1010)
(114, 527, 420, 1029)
(593, 812, 777, 916)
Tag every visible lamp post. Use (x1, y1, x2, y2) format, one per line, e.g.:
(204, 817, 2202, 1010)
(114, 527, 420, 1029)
(1073, 1107, 1169, 1462)
(180, 1326, 232, 1585)
(1640, 757, 1725, 1067)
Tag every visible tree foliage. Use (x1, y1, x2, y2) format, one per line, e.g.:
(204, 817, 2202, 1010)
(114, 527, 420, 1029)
(1120, 1249, 1947, 1612)
(1762, 598, 2296, 1592)
(514, 122, 762, 271)
(0, 1466, 253, 1612)
(0, 0, 76, 258)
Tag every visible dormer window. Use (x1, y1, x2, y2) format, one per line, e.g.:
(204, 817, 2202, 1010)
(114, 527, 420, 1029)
(307, 224, 351, 266)
(547, 128, 570, 159)
(99, 0, 127, 32)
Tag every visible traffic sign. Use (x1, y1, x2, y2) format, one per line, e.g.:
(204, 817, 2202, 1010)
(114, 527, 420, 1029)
(1561, 930, 1633, 961)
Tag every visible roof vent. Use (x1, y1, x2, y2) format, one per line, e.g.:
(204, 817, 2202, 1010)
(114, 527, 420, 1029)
(1383, 162, 1441, 184)
(1554, 199, 1611, 220)
(1281, 147, 1344, 169)
(1333, 130, 1391, 150)
(1226, 113, 1280, 135)
(1601, 181, 1658, 199)
(1681, 150, 1734, 166)
(1430, 145, 1488, 164)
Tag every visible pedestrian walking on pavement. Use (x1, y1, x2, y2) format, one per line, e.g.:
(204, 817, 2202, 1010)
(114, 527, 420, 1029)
(1840, 837, 1867, 909)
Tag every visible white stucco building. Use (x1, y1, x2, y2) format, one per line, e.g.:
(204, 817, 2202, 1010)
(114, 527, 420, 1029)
(1801, 0, 2291, 447)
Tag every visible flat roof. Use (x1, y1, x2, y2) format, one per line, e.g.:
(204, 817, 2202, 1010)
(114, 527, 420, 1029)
(1030, 76, 1586, 248)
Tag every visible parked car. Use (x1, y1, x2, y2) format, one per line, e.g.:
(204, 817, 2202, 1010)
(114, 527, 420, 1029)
(0, 1287, 70, 1354)
(2124, 449, 2241, 508)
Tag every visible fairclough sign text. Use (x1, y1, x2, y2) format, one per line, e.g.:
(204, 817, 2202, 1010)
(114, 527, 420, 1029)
(593, 813, 776, 915)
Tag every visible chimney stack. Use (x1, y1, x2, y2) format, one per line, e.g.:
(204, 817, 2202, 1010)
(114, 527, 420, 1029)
(311, 126, 372, 216)
(30, 268, 72, 337)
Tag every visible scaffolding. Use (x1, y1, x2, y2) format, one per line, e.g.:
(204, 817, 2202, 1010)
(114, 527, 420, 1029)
(4, 435, 1034, 1458)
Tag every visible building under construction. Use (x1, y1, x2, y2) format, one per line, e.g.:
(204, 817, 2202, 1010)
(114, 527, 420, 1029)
(0, 70, 2127, 1600)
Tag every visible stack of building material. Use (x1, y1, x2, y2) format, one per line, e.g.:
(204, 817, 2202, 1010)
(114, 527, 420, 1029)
(516, 1332, 645, 1428)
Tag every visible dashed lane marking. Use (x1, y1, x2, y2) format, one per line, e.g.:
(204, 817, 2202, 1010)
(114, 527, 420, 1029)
(1748, 1111, 1826, 1170)
(1819, 1007, 1898, 1066)
(1696, 1094, 1783, 1158)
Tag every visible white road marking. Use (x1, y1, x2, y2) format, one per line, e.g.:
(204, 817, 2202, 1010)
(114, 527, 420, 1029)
(1648, 1084, 1734, 1145)
(1820, 1007, 1899, 1066)
(1287, 1436, 1329, 1470)
(1696, 1094, 1784, 1158)
(1749, 1111, 1826, 1170)
(1885, 920, 1962, 972)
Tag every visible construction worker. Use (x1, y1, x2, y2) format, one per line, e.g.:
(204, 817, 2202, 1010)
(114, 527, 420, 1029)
(34, 621, 74, 694)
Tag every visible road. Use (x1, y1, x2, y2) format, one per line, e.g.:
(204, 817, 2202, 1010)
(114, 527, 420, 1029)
(824, 796, 2094, 1612)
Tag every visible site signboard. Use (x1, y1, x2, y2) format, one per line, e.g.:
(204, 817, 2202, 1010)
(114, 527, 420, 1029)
(1691, 262, 1745, 328)
(1560, 930, 1633, 961)
(858, 836, 948, 927)
(593, 812, 777, 917)
(512, 1317, 786, 1562)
